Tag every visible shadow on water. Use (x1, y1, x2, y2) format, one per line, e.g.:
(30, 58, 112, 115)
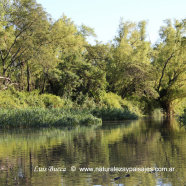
(0, 118, 185, 186)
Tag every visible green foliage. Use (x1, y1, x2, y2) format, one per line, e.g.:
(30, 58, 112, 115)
(107, 20, 155, 99)
(91, 107, 138, 121)
(79, 24, 96, 38)
(173, 98, 186, 116)
(0, 0, 185, 118)
(0, 88, 67, 109)
(179, 109, 186, 124)
(41, 94, 65, 108)
(101, 92, 124, 109)
(0, 90, 22, 109)
(0, 90, 139, 128)
(100, 92, 142, 116)
(0, 108, 102, 128)
(153, 19, 186, 114)
(74, 93, 97, 109)
(88, 92, 140, 120)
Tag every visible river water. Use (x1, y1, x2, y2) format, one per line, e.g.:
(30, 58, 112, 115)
(0, 118, 185, 186)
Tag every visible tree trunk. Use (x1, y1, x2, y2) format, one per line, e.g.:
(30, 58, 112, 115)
(19, 64, 23, 90)
(163, 102, 173, 118)
(2, 68, 7, 85)
(27, 63, 30, 92)
(41, 76, 46, 94)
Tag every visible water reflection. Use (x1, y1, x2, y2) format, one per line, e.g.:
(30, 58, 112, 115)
(0, 119, 185, 186)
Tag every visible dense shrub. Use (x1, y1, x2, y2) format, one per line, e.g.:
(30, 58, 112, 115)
(100, 92, 141, 116)
(91, 107, 138, 121)
(0, 88, 69, 109)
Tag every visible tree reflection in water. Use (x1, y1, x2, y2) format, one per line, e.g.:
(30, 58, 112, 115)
(0, 118, 185, 186)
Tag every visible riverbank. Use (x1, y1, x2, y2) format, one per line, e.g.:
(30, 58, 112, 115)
(0, 89, 139, 128)
(0, 109, 102, 128)
(0, 108, 138, 128)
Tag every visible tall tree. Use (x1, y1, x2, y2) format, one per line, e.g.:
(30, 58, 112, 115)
(107, 20, 155, 99)
(153, 19, 186, 115)
(0, 0, 51, 90)
(44, 16, 106, 101)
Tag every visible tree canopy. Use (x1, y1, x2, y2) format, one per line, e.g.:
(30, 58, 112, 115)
(0, 0, 185, 115)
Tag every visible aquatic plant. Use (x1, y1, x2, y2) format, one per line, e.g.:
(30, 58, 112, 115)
(0, 108, 102, 128)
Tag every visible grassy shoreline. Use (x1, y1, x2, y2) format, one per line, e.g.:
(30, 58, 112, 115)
(0, 88, 185, 128)
(0, 108, 138, 128)
(0, 108, 138, 129)
(0, 108, 102, 128)
(0, 89, 140, 128)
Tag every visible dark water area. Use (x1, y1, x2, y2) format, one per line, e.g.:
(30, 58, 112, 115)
(0, 118, 185, 186)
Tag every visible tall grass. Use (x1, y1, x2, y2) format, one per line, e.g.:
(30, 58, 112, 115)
(0, 108, 102, 128)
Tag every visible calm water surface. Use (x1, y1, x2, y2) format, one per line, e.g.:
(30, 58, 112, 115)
(0, 118, 185, 186)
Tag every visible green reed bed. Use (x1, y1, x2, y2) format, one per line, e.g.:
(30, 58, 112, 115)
(0, 108, 102, 128)
(0, 107, 138, 129)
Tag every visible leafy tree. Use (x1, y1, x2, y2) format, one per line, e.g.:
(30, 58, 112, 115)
(107, 20, 155, 99)
(0, 0, 51, 91)
(85, 42, 111, 71)
(153, 19, 186, 115)
(48, 48, 106, 101)
(43, 17, 106, 101)
(0, 0, 185, 116)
